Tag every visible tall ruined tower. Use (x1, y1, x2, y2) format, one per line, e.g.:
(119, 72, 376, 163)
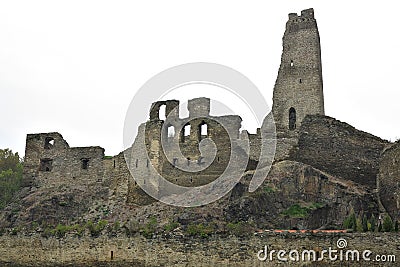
(272, 8, 324, 135)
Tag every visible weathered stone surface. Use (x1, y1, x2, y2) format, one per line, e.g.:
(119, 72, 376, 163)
(378, 141, 400, 221)
(0, 233, 398, 266)
(227, 161, 379, 229)
(290, 115, 388, 188)
(272, 8, 324, 134)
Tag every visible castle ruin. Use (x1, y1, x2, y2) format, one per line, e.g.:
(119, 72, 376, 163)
(21, 8, 400, 224)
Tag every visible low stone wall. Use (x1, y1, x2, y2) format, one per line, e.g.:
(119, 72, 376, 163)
(1, 233, 398, 266)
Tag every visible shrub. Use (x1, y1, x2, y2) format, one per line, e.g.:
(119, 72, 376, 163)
(226, 221, 253, 237)
(383, 216, 393, 232)
(141, 217, 158, 238)
(164, 221, 179, 233)
(369, 215, 376, 232)
(186, 223, 214, 238)
(343, 213, 357, 231)
(87, 220, 108, 237)
(52, 224, 70, 238)
(282, 203, 325, 219)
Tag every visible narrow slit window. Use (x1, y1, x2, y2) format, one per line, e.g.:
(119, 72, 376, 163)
(81, 158, 89, 170)
(289, 107, 296, 131)
(290, 60, 294, 67)
(135, 159, 138, 168)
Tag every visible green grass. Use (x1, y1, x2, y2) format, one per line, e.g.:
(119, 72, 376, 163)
(282, 203, 325, 218)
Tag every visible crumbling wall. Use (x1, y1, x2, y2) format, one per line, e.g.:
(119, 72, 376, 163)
(290, 115, 388, 188)
(24, 132, 106, 188)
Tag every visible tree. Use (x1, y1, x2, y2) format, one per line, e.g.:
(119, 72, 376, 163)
(369, 215, 376, 232)
(343, 212, 357, 231)
(383, 216, 394, 232)
(356, 216, 363, 232)
(362, 214, 368, 232)
(0, 149, 23, 209)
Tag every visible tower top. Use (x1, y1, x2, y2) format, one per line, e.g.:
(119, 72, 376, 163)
(288, 8, 314, 19)
(286, 8, 317, 33)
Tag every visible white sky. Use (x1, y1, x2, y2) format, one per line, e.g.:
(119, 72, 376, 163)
(1, 0, 399, 157)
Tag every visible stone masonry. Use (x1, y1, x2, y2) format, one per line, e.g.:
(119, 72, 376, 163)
(20, 8, 400, 224)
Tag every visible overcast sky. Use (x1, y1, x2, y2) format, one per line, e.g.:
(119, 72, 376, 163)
(1, 0, 399, 157)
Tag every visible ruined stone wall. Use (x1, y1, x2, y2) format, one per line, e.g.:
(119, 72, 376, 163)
(290, 115, 388, 188)
(24, 133, 106, 188)
(272, 8, 325, 135)
(0, 233, 398, 266)
(378, 141, 400, 221)
(125, 98, 246, 203)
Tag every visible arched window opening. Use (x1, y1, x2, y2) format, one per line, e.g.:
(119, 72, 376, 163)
(187, 157, 190, 166)
(289, 107, 296, 130)
(167, 125, 175, 138)
(199, 122, 208, 140)
(290, 60, 294, 67)
(299, 78, 302, 84)
(44, 137, 55, 149)
(181, 123, 191, 142)
(184, 124, 191, 136)
(159, 104, 166, 120)
(39, 158, 53, 172)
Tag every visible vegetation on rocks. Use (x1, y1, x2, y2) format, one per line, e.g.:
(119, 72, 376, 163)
(0, 149, 23, 209)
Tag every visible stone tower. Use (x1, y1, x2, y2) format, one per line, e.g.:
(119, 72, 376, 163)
(272, 8, 325, 135)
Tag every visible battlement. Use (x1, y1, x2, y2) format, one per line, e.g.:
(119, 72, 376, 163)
(288, 8, 314, 20)
(286, 8, 317, 33)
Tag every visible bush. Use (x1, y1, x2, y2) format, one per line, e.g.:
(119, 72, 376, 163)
(369, 215, 376, 232)
(343, 213, 357, 231)
(52, 224, 71, 238)
(226, 221, 253, 237)
(87, 220, 108, 237)
(282, 203, 324, 219)
(186, 223, 214, 238)
(164, 221, 179, 233)
(362, 214, 368, 232)
(141, 217, 157, 238)
(383, 216, 393, 232)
